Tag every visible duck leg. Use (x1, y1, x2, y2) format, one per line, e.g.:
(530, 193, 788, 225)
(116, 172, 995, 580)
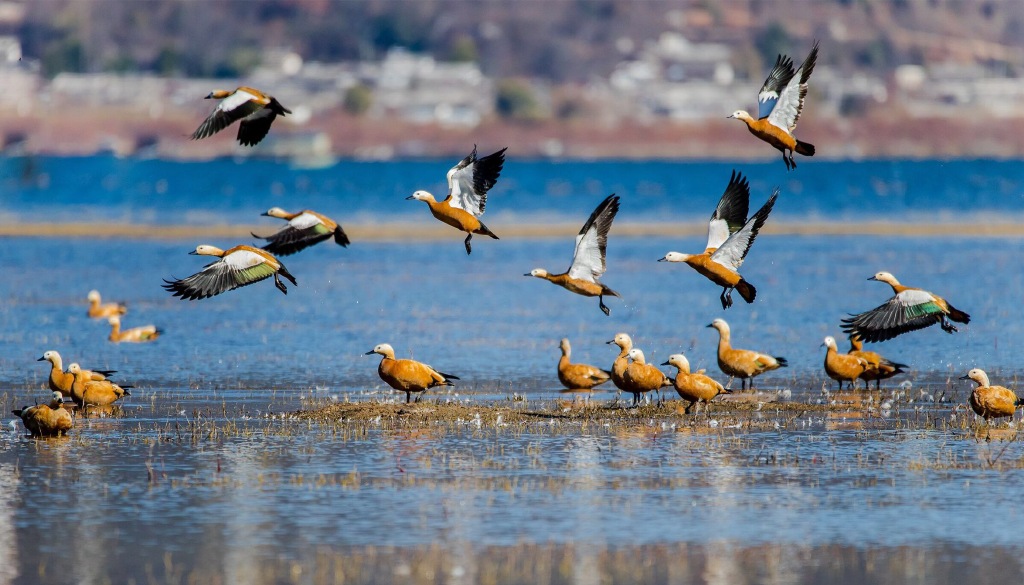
(464, 233, 473, 255)
(940, 315, 958, 334)
(405, 391, 412, 404)
(720, 288, 733, 309)
(598, 295, 611, 316)
(273, 273, 288, 294)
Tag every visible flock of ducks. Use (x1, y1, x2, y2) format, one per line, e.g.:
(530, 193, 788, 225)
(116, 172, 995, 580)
(13, 42, 1021, 435)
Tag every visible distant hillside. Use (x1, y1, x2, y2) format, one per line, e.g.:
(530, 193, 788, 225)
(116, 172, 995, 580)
(17, 0, 1024, 81)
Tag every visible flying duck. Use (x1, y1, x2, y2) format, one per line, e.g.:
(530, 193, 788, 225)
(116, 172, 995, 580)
(86, 290, 126, 319)
(68, 363, 130, 407)
(707, 318, 787, 390)
(662, 354, 729, 414)
(366, 343, 458, 404)
(527, 194, 622, 315)
(841, 271, 970, 342)
(660, 172, 778, 309)
(848, 335, 908, 390)
(822, 336, 868, 391)
(107, 316, 162, 343)
(163, 245, 297, 300)
(253, 207, 350, 256)
(961, 368, 1022, 422)
(190, 87, 291, 146)
(12, 391, 73, 437)
(37, 350, 116, 396)
(408, 145, 507, 254)
(728, 41, 818, 170)
(556, 338, 611, 392)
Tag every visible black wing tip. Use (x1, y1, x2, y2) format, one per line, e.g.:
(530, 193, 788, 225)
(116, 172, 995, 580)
(775, 357, 789, 367)
(334, 227, 351, 247)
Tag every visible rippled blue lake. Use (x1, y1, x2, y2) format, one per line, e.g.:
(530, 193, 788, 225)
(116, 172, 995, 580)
(1, 156, 1023, 583)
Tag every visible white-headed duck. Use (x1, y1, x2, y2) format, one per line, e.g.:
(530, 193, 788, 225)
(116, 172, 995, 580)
(366, 343, 458, 404)
(706, 318, 787, 390)
(961, 369, 1022, 422)
(842, 271, 970, 342)
(253, 207, 350, 256)
(190, 87, 291, 146)
(163, 244, 297, 300)
(12, 391, 73, 437)
(87, 290, 126, 319)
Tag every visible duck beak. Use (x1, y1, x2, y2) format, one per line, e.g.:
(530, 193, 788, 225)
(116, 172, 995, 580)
(405, 195, 416, 200)
(657, 256, 667, 262)
(867, 276, 878, 281)
(958, 374, 970, 380)
(660, 360, 670, 366)
(605, 340, 615, 345)
(364, 349, 376, 355)
(523, 273, 532, 277)
(37, 356, 45, 361)
(188, 250, 199, 255)
(260, 211, 271, 217)
(705, 323, 714, 328)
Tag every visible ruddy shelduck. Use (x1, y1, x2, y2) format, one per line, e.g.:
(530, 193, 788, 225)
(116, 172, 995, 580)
(527, 194, 622, 315)
(557, 338, 611, 392)
(848, 335, 908, 390)
(660, 172, 778, 309)
(842, 271, 970, 343)
(822, 336, 868, 391)
(253, 207, 350, 256)
(408, 145, 507, 254)
(191, 86, 291, 146)
(728, 42, 818, 170)
(107, 316, 162, 344)
(366, 343, 459, 404)
(606, 332, 638, 404)
(960, 368, 1022, 422)
(12, 391, 73, 437)
(86, 290, 126, 319)
(68, 363, 130, 407)
(163, 244, 297, 300)
(623, 348, 672, 406)
(37, 350, 116, 396)
(662, 354, 729, 414)
(706, 318, 787, 390)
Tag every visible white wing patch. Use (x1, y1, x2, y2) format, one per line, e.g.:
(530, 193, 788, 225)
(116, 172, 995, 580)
(290, 212, 322, 230)
(567, 227, 603, 282)
(220, 89, 259, 114)
(447, 162, 482, 216)
(223, 250, 266, 269)
(896, 289, 936, 306)
(706, 218, 730, 251)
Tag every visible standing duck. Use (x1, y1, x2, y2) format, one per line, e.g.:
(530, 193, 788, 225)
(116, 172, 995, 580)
(68, 363, 131, 407)
(662, 354, 729, 414)
(12, 391, 73, 437)
(960, 368, 1022, 422)
(408, 145, 507, 254)
(848, 335, 908, 390)
(728, 42, 818, 170)
(366, 343, 458, 404)
(37, 350, 116, 396)
(841, 271, 970, 342)
(163, 245, 297, 300)
(623, 349, 672, 406)
(707, 318, 787, 390)
(822, 336, 868, 391)
(527, 194, 622, 315)
(660, 173, 778, 309)
(86, 290, 126, 319)
(606, 332, 637, 404)
(190, 87, 291, 146)
(556, 338, 611, 392)
(253, 207, 350, 256)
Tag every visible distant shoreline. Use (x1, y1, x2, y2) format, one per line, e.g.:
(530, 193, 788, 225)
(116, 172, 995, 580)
(3, 221, 1022, 239)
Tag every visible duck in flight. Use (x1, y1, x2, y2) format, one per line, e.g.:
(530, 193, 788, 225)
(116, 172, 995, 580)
(408, 145, 507, 254)
(190, 87, 291, 147)
(253, 207, 350, 256)
(526, 194, 622, 316)
(841, 271, 970, 342)
(163, 245, 297, 300)
(728, 42, 818, 170)
(659, 171, 778, 309)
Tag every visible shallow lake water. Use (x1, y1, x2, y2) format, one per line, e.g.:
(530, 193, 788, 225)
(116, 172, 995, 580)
(2, 157, 1024, 583)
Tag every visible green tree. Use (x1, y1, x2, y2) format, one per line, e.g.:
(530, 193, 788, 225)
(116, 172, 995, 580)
(496, 79, 540, 120)
(343, 84, 373, 116)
